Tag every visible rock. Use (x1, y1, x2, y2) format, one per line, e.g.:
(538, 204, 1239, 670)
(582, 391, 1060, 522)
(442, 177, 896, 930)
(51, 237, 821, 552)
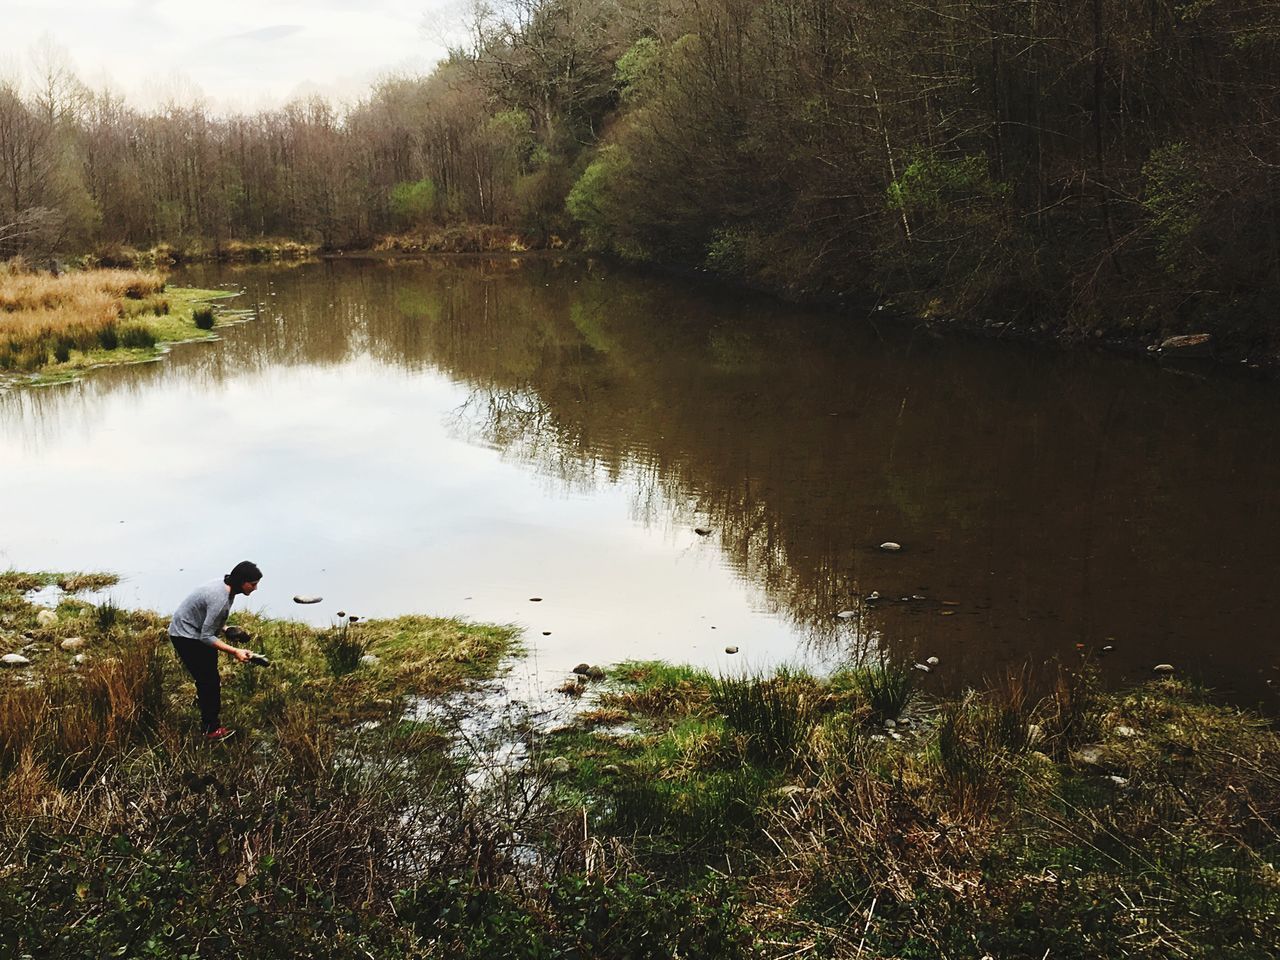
(1102, 644, 1115, 652)
(373, 699, 395, 709)
(911, 594, 927, 601)
(1159, 333, 1214, 357)
(1107, 775, 1130, 788)
(546, 756, 571, 776)
(1153, 663, 1175, 675)
(293, 595, 323, 604)
(1116, 725, 1138, 738)
(866, 591, 881, 601)
(883, 719, 897, 729)
(724, 646, 739, 655)
(925, 656, 939, 666)
(913, 662, 931, 673)
(36, 610, 58, 627)
(1072, 745, 1105, 769)
(890, 731, 903, 741)
(336, 611, 346, 618)
(72, 654, 86, 666)
(694, 527, 713, 537)
(836, 610, 858, 619)
(529, 597, 543, 602)
(602, 764, 621, 775)
(879, 542, 902, 552)
(358, 654, 380, 667)
(572, 663, 591, 676)
(2, 654, 31, 668)
(586, 667, 606, 681)
(60, 637, 87, 651)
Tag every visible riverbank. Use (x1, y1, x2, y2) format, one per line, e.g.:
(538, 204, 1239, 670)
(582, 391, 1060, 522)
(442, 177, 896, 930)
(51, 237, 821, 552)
(3, 572, 1275, 958)
(0, 266, 240, 386)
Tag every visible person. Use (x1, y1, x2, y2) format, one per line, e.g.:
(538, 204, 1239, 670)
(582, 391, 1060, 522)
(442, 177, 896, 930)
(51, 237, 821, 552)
(168, 561, 262, 741)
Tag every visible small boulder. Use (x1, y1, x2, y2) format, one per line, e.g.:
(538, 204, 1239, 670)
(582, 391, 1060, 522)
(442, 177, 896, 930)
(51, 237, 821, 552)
(2, 653, 31, 668)
(36, 610, 58, 628)
(60, 637, 87, 651)
(879, 542, 902, 552)
(1153, 663, 1175, 675)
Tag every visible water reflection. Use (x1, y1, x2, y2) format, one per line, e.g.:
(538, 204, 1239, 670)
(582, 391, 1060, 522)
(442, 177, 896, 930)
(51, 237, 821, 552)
(3, 258, 1278, 706)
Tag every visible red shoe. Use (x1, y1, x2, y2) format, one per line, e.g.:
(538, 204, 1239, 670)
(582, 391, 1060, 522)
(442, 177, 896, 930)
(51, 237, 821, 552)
(205, 726, 236, 742)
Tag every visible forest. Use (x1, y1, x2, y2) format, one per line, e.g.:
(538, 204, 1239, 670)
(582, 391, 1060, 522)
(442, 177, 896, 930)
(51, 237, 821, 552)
(2, 0, 1278, 350)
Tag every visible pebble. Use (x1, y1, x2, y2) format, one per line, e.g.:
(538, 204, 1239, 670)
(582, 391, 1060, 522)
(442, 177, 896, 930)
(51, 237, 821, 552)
(1153, 663, 1175, 675)
(293, 595, 323, 604)
(911, 594, 927, 601)
(879, 542, 902, 552)
(1107, 775, 1130, 788)
(866, 591, 881, 601)
(602, 764, 621, 775)
(725, 646, 739, 654)
(36, 610, 58, 627)
(60, 637, 87, 651)
(1116, 725, 1137, 738)
(1102, 644, 1114, 652)
(925, 656, 939, 666)
(940, 610, 956, 616)
(883, 719, 897, 729)
(913, 663, 931, 673)
(542, 631, 551, 636)
(694, 528, 713, 537)
(836, 610, 858, 619)
(2, 653, 31, 667)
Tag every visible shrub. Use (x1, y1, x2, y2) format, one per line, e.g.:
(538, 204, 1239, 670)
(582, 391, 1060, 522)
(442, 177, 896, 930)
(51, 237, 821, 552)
(94, 598, 120, 632)
(96, 325, 119, 350)
(193, 306, 215, 329)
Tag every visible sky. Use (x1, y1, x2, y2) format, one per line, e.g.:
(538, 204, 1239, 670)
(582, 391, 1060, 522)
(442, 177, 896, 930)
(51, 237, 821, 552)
(2, 0, 471, 112)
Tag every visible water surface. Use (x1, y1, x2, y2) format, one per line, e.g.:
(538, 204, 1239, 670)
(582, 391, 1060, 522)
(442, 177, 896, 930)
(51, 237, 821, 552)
(3, 258, 1278, 706)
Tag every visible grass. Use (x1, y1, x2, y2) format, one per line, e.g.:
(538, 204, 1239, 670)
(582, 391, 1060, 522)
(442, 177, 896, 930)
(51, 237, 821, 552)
(543, 658, 1280, 958)
(0, 263, 240, 384)
(4, 567, 1277, 958)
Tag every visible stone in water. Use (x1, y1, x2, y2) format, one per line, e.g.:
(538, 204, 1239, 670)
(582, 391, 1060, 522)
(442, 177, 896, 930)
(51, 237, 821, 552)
(879, 542, 902, 552)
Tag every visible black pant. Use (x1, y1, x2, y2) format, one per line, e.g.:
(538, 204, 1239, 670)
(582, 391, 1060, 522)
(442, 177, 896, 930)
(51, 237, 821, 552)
(170, 635, 220, 733)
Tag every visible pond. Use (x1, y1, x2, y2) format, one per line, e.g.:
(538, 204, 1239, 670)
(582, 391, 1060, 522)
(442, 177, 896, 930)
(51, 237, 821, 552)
(2, 257, 1278, 707)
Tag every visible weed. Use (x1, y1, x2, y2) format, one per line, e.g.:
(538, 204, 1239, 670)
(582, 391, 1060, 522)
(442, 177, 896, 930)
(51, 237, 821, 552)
(193, 305, 215, 329)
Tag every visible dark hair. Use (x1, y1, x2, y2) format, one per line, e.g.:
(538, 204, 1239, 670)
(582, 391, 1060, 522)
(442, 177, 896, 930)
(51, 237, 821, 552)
(224, 561, 263, 590)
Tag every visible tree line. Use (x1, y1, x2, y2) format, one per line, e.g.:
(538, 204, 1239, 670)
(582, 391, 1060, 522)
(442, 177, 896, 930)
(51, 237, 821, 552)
(3, 0, 1278, 346)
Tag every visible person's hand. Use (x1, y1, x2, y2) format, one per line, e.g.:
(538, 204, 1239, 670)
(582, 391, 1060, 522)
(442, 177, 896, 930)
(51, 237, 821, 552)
(232, 648, 253, 663)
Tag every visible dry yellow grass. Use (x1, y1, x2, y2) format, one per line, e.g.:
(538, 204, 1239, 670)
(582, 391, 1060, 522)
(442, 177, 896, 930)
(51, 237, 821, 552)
(0, 266, 166, 358)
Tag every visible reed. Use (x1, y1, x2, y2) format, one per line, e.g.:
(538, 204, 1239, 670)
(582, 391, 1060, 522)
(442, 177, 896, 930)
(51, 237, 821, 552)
(711, 673, 813, 765)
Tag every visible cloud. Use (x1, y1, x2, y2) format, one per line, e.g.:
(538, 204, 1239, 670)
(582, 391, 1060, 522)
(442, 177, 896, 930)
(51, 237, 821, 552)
(223, 24, 305, 44)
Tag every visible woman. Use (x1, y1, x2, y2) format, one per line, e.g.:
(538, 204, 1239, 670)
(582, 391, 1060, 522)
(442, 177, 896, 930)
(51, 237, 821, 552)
(168, 560, 262, 741)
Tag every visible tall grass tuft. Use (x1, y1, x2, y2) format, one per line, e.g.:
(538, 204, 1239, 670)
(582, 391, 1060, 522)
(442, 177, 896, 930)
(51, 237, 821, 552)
(95, 598, 121, 633)
(851, 659, 915, 720)
(118, 323, 156, 349)
(711, 673, 813, 765)
(1039, 661, 1103, 759)
(193, 305, 215, 330)
(319, 619, 368, 677)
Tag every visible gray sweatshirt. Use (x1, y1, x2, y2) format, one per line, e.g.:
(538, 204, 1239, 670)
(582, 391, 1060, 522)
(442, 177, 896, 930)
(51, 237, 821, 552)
(169, 579, 234, 646)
